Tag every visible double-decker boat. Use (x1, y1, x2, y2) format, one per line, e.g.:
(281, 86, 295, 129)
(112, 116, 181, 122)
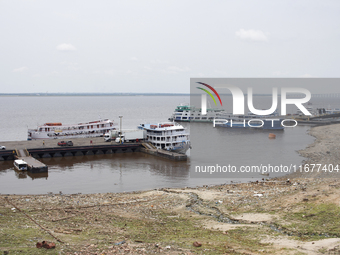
(27, 118, 116, 140)
(138, 122, 191, 154)
(168, 104, 225, 122)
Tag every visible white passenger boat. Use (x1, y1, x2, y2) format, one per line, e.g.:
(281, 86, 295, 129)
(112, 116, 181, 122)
(168, 104, 225, 122)
(14, 159, 28, 171)
(28, 118, 116, 140)
(138, 122, 191, 154)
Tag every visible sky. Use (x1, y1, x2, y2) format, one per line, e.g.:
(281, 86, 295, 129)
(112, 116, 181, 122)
(1, 0, 340, 94)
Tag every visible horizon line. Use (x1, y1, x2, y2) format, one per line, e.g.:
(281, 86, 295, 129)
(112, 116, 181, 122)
(0, 92, 336, 96)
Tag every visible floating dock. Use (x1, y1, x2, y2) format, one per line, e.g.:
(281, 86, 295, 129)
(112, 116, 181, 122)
(290, 112, 340, 126)
(15, 149, 48, 173)
(0, 137, 187, 162)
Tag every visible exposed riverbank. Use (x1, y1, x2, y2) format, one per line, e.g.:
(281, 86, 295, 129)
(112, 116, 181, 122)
(1, 124, 340, 254)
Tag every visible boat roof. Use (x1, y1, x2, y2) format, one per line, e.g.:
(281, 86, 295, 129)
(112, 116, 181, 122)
(175, 105, 224, 112)
(14, 159, 27, 165)
(141, 122, 184, 130)
(38, 119, 114, 128)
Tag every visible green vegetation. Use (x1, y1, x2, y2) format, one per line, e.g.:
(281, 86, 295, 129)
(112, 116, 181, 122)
(281, 203, 340, 240)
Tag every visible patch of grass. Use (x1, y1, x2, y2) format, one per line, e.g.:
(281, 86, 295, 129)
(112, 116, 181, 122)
(318, 247, 328, 254)
(227, 226, 269, 248)
(109, 210, 276, 254)
(0, 208, 63, 254)
(281, 203, 340, 239)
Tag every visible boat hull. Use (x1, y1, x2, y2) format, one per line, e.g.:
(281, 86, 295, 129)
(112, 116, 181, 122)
(28, 131, 109, 140)
(168, 141, 191, 154)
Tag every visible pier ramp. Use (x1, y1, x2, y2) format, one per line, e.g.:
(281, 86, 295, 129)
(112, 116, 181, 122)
(15, 149, 48, 173)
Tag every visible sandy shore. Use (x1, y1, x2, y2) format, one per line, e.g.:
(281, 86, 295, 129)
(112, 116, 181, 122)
(297, 123, 340, 178)
(1, 124, 340, 254)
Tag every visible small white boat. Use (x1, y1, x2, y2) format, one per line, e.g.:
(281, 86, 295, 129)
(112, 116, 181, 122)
(14, 159, 28, 171)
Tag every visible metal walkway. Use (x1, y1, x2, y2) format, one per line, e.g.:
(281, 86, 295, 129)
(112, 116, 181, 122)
(142, 142, 157, 150)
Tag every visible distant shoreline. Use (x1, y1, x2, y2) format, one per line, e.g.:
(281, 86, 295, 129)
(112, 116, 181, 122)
(0, 93, 309, 97)
(0, 93, 190, 97)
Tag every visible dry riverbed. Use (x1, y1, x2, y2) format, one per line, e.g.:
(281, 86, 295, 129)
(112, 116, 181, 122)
(1, 124, 340, 254)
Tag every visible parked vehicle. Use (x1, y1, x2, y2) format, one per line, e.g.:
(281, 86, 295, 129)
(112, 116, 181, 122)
(57, 141, 73, 146)
(104, 130, 119, 142)
(0, 146, 6, 150)
(104, 129, 145, 142)
(114, 129, 145, 143)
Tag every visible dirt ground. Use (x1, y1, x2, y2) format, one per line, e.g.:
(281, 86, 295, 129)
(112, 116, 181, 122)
(1, 124, 340, 254)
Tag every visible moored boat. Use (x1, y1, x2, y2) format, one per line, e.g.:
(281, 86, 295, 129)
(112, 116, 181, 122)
(14, 159, 28, 171)
(138, 122, 191, 154)
(168, 104, 224, 122)
(28, 118, 116, 140)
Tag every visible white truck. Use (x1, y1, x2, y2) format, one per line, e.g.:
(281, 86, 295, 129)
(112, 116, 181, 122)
(104, 130, 119, 142)
(115, 129, 145, 143)
(104, 129, 145, 143)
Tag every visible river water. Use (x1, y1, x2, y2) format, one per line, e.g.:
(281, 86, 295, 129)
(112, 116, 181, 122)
(0, 95, 335, 194)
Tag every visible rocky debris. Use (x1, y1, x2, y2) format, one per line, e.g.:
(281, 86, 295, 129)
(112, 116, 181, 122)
(193, 241, 202, 247)
(36, 240, 56, 249)
(1, 177, 340, 254)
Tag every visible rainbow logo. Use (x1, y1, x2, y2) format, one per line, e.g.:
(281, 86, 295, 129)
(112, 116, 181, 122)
(196, 82, 223, 106)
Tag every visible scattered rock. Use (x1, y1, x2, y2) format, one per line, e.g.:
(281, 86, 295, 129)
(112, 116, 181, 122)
(36, 241, 56, 249)
(193, 241, 202, 247)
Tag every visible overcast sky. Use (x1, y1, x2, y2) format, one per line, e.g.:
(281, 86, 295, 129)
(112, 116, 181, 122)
(1, 1, 340, 93)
